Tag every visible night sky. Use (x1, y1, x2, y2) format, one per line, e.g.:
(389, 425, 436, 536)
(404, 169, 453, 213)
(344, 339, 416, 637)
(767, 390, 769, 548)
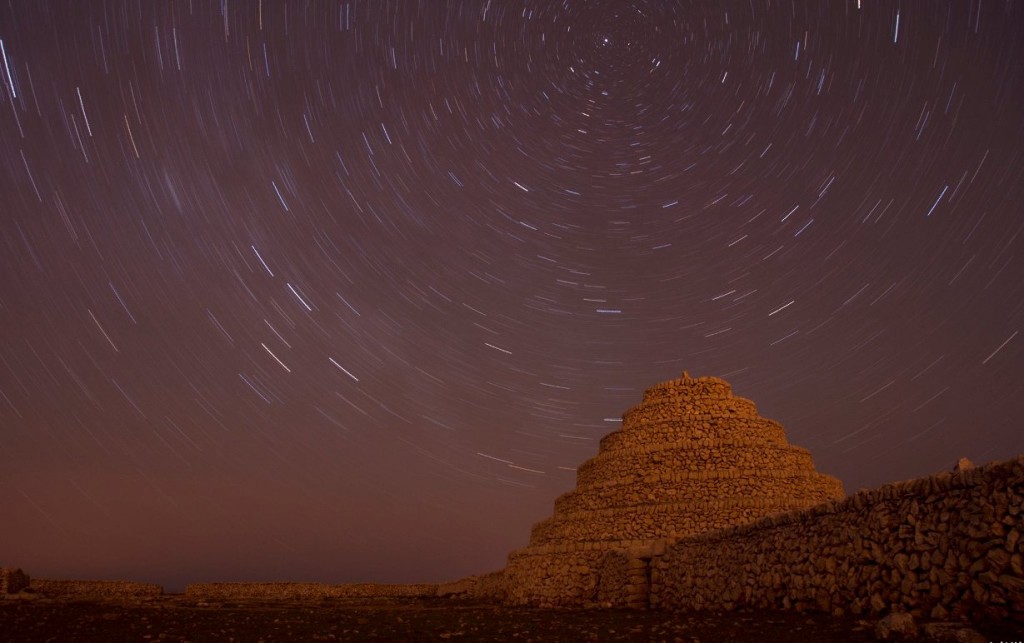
(2, 1, 1022, 592)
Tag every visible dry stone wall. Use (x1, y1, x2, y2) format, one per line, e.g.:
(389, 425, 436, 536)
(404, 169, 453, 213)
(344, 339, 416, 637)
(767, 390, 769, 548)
(595, 550, 651, 609)
(467, 570, 508, 601)
(502, 372, 844, 606)
(28, 579, 164, 598)
(649, 455, 1024, 623)
(184, 582, 438, 601)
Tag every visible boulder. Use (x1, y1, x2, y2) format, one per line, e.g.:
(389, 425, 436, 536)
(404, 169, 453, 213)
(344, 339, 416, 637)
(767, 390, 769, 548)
(921, 622, 987, 643)
(875, 612, 917, 640)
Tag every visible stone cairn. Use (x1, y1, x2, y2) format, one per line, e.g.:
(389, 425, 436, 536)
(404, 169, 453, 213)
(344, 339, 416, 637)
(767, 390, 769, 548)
(502, 372, 845, 606)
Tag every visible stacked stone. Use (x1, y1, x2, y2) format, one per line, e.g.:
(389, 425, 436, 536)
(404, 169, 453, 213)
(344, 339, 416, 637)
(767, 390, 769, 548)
(467, 570, 509, 601)
(1, 568, 30, 595)
(650, 455, 1024, 623)
(503, 372, 844, 606)
(594, 550, 651, 609)
(185, 582, 439, 601)
(28, 579, 163, 598)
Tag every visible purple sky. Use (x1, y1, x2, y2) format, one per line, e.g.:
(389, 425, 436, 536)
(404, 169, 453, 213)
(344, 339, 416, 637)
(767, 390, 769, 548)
(2, 1, 1022, 592)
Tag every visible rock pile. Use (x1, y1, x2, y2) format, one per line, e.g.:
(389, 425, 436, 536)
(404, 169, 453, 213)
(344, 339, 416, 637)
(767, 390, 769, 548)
(502, 372, 844, 606)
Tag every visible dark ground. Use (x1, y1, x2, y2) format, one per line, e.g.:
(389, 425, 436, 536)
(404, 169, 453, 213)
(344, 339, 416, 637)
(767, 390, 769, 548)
(1, 595, 1022, 642)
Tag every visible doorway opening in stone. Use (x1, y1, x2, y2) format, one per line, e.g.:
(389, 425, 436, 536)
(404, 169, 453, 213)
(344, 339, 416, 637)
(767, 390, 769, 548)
(637, 556, 653, 610)
(624, 555, 653, 609)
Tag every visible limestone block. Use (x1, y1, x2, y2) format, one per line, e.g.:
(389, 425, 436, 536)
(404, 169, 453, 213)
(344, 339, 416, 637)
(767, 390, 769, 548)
(875, 612, 917, 639)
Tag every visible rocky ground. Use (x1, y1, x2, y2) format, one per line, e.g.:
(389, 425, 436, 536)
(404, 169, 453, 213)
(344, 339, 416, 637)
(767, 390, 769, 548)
(1, 595, 1022, 642)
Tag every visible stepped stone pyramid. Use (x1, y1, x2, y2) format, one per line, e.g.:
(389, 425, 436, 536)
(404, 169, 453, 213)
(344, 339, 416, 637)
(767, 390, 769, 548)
(502, 372, 845, 606)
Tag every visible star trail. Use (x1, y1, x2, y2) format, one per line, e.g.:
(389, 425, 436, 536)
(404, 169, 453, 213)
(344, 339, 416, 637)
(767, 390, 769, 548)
(1, 1, 1022, 591)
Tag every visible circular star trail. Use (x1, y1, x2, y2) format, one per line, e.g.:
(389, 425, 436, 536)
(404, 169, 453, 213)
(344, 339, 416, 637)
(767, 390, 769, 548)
(1, 1, 1022, 590)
